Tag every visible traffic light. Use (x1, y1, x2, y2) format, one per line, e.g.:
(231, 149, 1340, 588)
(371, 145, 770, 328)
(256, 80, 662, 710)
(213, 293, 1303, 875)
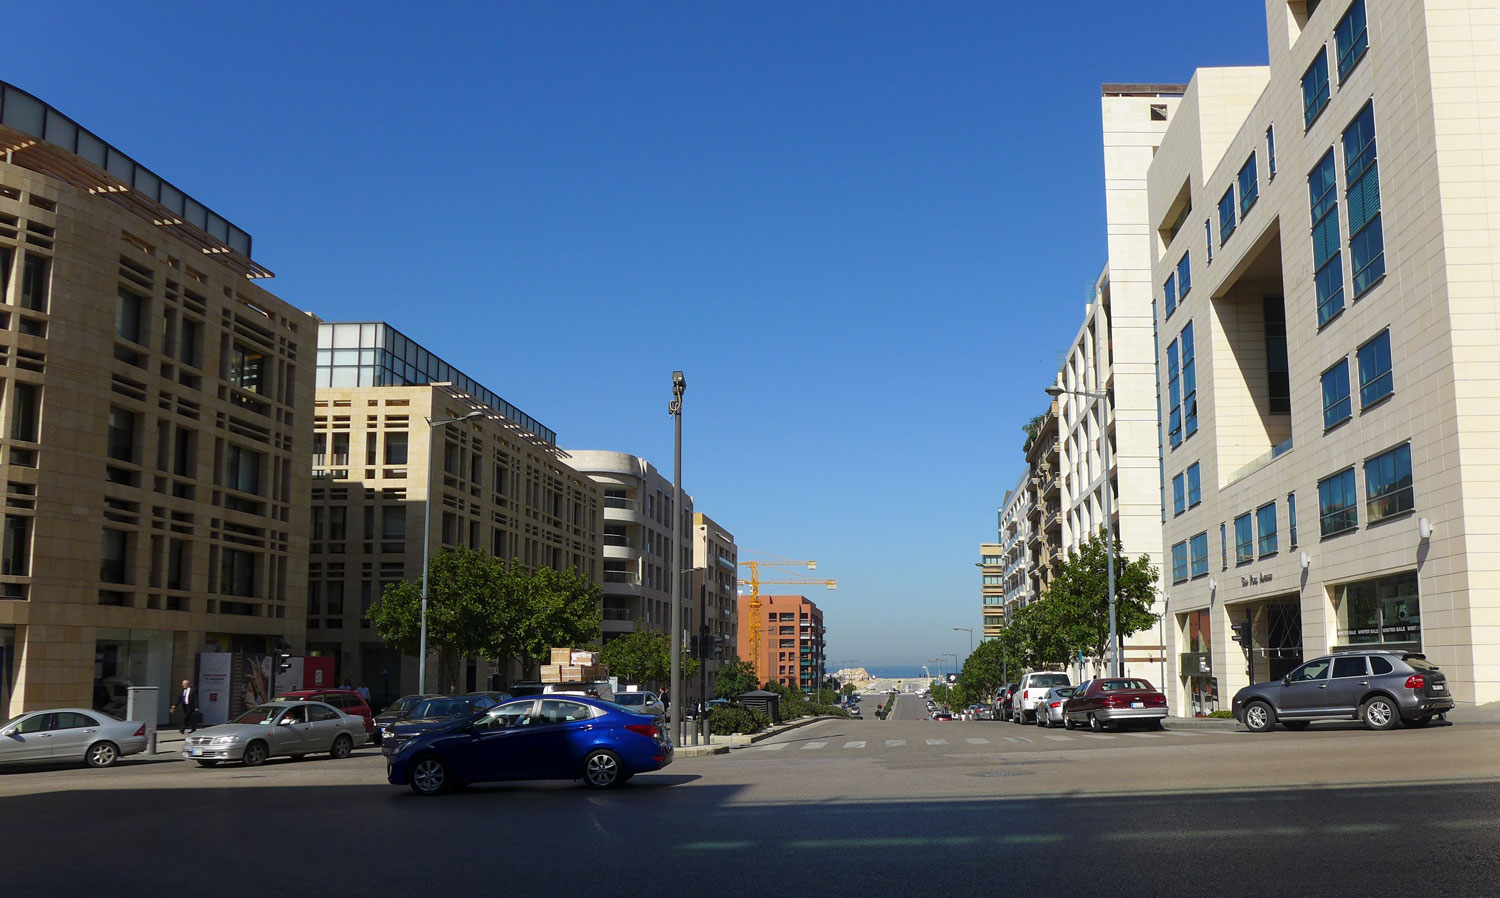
(275, 639, 293, 675)
(1230, 620, 1252, 645)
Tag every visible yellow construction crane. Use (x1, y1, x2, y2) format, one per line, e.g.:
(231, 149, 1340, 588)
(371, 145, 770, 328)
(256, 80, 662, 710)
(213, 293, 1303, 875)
(739, 556, 837, 682)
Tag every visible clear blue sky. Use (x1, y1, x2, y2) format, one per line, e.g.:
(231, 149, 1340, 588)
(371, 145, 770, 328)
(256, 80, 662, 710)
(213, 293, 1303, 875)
(8, 2, 1270, 668)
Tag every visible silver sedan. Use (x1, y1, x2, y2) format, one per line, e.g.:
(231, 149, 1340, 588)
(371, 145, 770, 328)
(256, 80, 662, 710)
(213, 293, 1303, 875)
(0, 708, 148, 768)
(1034, 686, 1079, 728)
(182, 701, 365, 767)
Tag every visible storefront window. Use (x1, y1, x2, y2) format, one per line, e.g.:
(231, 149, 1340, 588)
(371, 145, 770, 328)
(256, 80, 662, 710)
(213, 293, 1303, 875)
(1, 626, 15, 715)
(1336, 571, 1420, 647)
(93, 628, 174, 725)
(1180, 610, 1216, 716)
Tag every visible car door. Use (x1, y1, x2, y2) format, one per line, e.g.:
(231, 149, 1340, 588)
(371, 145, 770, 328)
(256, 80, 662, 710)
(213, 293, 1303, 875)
(451, 700, 537, 781)
(0, 713, 56, 763)
(1326, 655, 1370, 715)
(272, 704, 315, 754)
(47, 712, 102, 761)
(530, 699, 596, 778)
(1277, 658, 1334, 716)
(304, 703, 343, 752)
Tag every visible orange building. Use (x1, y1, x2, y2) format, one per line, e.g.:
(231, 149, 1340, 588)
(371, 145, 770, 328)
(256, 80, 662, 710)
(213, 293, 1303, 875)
(736, 594, 825, 693)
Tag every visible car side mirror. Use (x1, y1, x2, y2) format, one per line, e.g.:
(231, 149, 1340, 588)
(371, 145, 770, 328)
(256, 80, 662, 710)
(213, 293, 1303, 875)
(1281, 675, 1291, 685)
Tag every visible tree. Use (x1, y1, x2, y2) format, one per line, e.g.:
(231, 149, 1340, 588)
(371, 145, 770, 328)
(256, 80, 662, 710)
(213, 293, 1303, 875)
(713, 657, 759, 699)
(1008, 598, 1074, 670)
(503, 562, 603, 676)
(957, 637, 1011, 704)
(1022, 413, 1047, 455)
(368, 547, 508, 692)
(1041, 531, 1159, 674)
(599, 624, 698, 688)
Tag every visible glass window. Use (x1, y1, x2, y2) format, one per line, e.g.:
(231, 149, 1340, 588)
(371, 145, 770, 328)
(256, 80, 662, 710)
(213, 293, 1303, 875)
(225, 445, 262, 495)
(1289, 658, 1332, 682)
(107, 407, 136, 462)
(1332, 656, 1369, 678)
(1335, 0, 1369, 81)
(1267, 125, 1277, 178)
(220, 548, 256, 597)
(1303, 49, 1331, 128)
(1319, 468, 1359, 536)
(3, 515, 31, 577)
(1186, 463, 1202, 507)
(115, 287, 143, 344)
(230, 346, 266, 394)
(307, 705, 338, 722)
(382, 507, 405, 539)
(20, 254, 48, 312)
(1205, 219, 1213, 263)
(539, 699, 592, 724)
(0, 246, 11, 300)
(1370, 656, 1393, 675)
(11, 382, 39, 443)
(1357, 330, 1393, 407)
(1336, 571, 1420, 646)
(1257, 502, 1278, 556)
(1172, 473, 1185, 516)
(1218, 186, 1237, 246)
(56, 711, 98, 729)
(1288, 492, 1299, 548)
(1343, 104, 1384, 296)
(1365, 443, 1413, 522)
(1171, 541, 1188, 584)
(1322, 359, 1352, 429)
(100, 529, 129, 583)
(384, 432, 408, 465)
(1177, 251, 1191, 298)
(1309, 151, 1344, 325)
(1220, 522, 1228, 570)
(1181, 321, 1197, 438)
(1167, 339, 1182, 448)
(1163, 273, 1177, 319)
(15, 713, 54, 734)
(1189, 532, 1209, 578)
(1238, 152, 1259, 217)
(179, 318, 200, 368)
(1235, 514, 1254, 564)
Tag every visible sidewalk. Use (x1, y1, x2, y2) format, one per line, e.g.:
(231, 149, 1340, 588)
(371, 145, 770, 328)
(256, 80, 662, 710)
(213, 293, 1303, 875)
(674, 713, 840, 758)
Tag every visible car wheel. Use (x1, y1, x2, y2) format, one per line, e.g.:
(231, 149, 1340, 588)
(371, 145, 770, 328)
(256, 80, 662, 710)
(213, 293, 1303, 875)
(1282, 721, 1310, 731)
(329, 734, 354, 760)
(1036, 712, 1046, 728)
(85, 741, 119, 768)
(1405, 715, 1433, 728)
(1362, 696, 1400, 731)
(582, 749, 625, 789)
(196, 760, 221, 767)
(409, 756, 450, 795)
(242, 741, 268, 767)
(1243, 701, 1276, 733)
(1089, 714, 1103, 732)
(1063, 714, 1073, 730)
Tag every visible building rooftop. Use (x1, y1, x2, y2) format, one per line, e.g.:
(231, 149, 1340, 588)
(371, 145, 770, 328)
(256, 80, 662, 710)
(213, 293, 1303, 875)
(0, 80, 267, 278)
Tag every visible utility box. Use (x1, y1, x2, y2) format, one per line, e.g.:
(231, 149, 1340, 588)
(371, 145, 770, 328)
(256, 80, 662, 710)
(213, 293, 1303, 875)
(126, 686, 159, 752)
(737, 689, 781, 724)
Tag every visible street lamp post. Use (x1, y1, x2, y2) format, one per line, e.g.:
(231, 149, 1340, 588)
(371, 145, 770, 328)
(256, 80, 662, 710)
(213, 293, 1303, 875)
(952, 626, 973, 664)
(419, 407, 485, 694)
(668, 371, 686, 747)
(1046, 382, 1118, 677)
(943, 653, 958, 680)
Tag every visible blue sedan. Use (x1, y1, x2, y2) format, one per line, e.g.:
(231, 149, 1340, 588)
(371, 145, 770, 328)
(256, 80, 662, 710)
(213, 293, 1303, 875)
(385, 695, 673, 795)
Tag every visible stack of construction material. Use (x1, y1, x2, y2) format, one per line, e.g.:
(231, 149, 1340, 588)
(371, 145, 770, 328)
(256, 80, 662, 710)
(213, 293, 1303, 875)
(540, 647, 607, 683)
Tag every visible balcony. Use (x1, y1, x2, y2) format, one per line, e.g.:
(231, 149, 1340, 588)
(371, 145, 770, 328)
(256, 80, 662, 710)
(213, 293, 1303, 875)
(716, 555, 736, 572)
(602, 544, 641, 561)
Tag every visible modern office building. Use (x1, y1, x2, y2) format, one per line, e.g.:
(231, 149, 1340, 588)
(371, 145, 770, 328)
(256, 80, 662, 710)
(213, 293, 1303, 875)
(0, 81, 315, 721)
(566, 450, 694, 645)
(978, 540, 1004, 641)
(1144, 0, 1500, 708)
(309, 323, 601, 702)
(736, 594, 825, 693)
(691, 512, 738, 701)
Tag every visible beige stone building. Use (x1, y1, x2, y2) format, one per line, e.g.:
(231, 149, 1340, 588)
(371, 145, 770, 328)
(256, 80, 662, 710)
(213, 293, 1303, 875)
(309, 323, 601, 702)
(978, 540, 1003, 641)
(1143, 0, 1500, 709)
(691, 512, 738, 701)
(0, 80, 314, 721)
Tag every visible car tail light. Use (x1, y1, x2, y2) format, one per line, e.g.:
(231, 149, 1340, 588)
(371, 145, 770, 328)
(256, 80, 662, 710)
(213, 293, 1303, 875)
(1049, 701, 1061, 709)
(626, 724, 660, 739)
(133, 725, 146, 737)
(1404, 675, 1425, 690)
(1023, 690, 1030, 699)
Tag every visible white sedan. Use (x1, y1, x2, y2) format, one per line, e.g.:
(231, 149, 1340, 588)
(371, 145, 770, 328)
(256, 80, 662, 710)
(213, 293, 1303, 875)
(0, 708, 148, 768)
(183, 700, 366, 767)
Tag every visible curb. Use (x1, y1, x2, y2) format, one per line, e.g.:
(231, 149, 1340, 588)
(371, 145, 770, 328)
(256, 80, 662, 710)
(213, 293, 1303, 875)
(675, 743, 730, 758)
(1163, 716, 1241, 731)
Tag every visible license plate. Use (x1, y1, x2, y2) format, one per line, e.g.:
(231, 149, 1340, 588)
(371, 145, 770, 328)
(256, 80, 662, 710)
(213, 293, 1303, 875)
(1433, 684, 1445, 691)
(1131, 702, 1144, 708)
(190, 748, 202, 756)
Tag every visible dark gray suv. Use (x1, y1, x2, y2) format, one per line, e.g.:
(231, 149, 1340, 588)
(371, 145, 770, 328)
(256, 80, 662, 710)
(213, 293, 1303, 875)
(1232, 650, 1454, 732)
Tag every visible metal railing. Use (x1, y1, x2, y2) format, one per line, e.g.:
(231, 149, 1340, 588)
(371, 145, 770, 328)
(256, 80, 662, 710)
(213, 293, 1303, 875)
(604, 496, 637, 510)
(1227, 437, 1294, 486)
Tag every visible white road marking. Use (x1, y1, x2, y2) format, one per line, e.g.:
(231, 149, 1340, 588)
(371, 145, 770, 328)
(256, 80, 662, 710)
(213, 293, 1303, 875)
(758, 742, 789, 751)
(844, 741, 866, 749)
(926, 738, 948, 746)
(1003, 736, 1033, 744)
(802, 741, 827, 750)
(965, 738, 990, 745)
(1167, 730, 1205, 736)
(1042, 734, 1074, 742)
(885, 740, 906, 747)
(1081, 734, 1116, 740)
(1125, 733, 1163, 739)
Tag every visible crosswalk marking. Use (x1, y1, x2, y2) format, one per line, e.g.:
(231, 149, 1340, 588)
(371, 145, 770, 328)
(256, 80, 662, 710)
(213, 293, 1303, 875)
(885, 740, 906, 747)
(844, 741, 866, 749)
(1003, 736, 1032, 744)
(1125, 733, 1163, 739)
(965, 738, 990, 745)
(802, 741, 827, 750)
(1168, 730, 1205, 736)
(925, 738, 948, 746)
(758, 742, 788, 751)
(1081, 734, 1116, 740)
(1042, 734, 1074, 742)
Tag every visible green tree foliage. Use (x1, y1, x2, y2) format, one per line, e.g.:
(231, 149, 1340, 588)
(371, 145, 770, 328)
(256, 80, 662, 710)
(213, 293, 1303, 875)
(708, 703, 768, 735)
(712, 657, 760, 699)
(1022, 413, 1047, 454)
(957, 637, 1012, 704)
(505, 563, 604, 675)
(1037, 531, 1159, 673)
(599, 624, 698, 688)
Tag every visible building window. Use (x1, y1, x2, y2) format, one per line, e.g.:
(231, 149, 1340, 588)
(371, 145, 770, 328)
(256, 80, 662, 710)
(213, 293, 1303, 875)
(179, 318, 201, 368)
(1322, 359, 1352, 429)
(11, 382, 40, 444)
(1238, 152, 1259, 218)
(1172, 473, 1186, 516)
(1257, 502, 1278, 556)
(1288, 492, 1299, 548)
(1164, 273, 1177, 319)
(225, 445, 262, 495)
(1264, 298, 1291, 414)
(106, 407, 137, 462)
(382, 507, 406, 539)
(3, 515, 30, 577)
(1220, 522, 1228, 570)
(1303, 49, 1331, 128)
(1177, 251, 1191, 298)
(1318, 468, 1359, 537)
(1343, 103, 1384, 297)
(0, 247, 10, 300)
(1365, 442, 1413, 522)
(1187, 462, 1202, 507)
(220, 548, 257, 597)
(115, 287, 144, 344)
(20, 254, 49, 312)
(1357, 329, 1393, 408)
(384, 432, 408, 465)
(1205, 219, 1213, 263)
(1335, 0, 1369, 82)
(100, 529, 129, 584)
(1218, 186, 1236, 247)
(1267, 125, 1277, 178)
(230, 345, 266, 394)
(1171, 541, 1188, 584)
(1189, 532, 1209, 578)
(1181, 321, 1197, 438)
(1235, 513, 1254, 564)
(1336, 570, 1420, 647)
(1310, 150, 1344, 325)
(1167, 339, 1182, 448)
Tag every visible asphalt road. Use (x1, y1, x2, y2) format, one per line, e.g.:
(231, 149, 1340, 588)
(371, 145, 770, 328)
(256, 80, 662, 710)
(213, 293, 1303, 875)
(5, 695, 1499, 897)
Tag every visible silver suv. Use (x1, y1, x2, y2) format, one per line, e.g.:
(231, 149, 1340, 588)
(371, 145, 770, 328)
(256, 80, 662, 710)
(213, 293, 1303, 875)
(1231, 650, 1454, 732)
(1012, 671, 1072, 724)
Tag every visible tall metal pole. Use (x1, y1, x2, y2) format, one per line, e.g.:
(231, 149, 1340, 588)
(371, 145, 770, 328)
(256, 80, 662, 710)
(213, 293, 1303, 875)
(1099, 390, 1119, 678)
(418, 420, 436, 695)
(669, 371, 685, 746)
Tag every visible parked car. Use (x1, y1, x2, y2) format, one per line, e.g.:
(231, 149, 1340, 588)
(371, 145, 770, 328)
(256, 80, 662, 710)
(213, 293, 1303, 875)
(1012, 671, 1073, 724)
(0, 709, 147, 768)
(509, 681, 546, 697)
(1034, 686, 1079, 728)
(468, 691, 514, 705)
(612, 691, 665, 716)
(386, 695, 674, 794)
(997, 684, 1020, 721)
(183, 701, 366, 767)
(379, 694, 503, 747)
(370, 694, 439, 744)
(685, 698, 730, 720)
(1232, 650, 1454, 733)
(1063, 678, 1167, 731)
(274, 689, 375, 741)
(931, 710, 954, 721)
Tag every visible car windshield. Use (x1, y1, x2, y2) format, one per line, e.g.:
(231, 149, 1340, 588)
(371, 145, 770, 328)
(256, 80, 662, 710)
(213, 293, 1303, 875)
(386, 696, 423, 714)
(1098, 679, 1155, 692)
(1404, 656, 1439, 672)
(410, 697, 480, 718)
(233, 705, 283, 725)
(1053, 687, 1077, 698)
(1031, 674, 1070, 687)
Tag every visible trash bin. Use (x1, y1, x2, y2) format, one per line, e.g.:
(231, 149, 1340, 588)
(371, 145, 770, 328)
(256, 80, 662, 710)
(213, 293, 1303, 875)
(737, 689, 781, 724)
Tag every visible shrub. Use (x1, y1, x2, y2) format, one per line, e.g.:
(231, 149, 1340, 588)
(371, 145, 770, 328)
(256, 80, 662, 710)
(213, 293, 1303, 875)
(1206, 710, 1234, 719)
(708, 702, 768, 735)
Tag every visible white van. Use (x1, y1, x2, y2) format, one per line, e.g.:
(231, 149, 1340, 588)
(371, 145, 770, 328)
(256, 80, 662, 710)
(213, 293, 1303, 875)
(1012, 671, 1072, 723)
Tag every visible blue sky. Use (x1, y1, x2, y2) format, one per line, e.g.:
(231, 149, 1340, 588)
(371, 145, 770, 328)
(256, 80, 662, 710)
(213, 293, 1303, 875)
(8, 2, 1271, 668)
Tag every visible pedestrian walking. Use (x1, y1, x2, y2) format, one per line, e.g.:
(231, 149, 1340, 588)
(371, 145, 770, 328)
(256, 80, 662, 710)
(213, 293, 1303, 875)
(356, 682, 371, 703)
(171, 679, 199, 734)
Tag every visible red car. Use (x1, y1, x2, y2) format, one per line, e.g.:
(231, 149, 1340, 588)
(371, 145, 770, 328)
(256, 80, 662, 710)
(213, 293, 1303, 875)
(274, 689, 374, 740)
(1062, 677, 1167, 732)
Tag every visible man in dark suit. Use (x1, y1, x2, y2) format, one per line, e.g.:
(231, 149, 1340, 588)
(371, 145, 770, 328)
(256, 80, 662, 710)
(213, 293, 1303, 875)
(171, 679, 199, 733)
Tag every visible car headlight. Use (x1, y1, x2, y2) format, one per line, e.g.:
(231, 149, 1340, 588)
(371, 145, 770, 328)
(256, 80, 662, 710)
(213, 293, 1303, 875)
(212, 735, 241, 745)
(392, 738, 416, 754)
